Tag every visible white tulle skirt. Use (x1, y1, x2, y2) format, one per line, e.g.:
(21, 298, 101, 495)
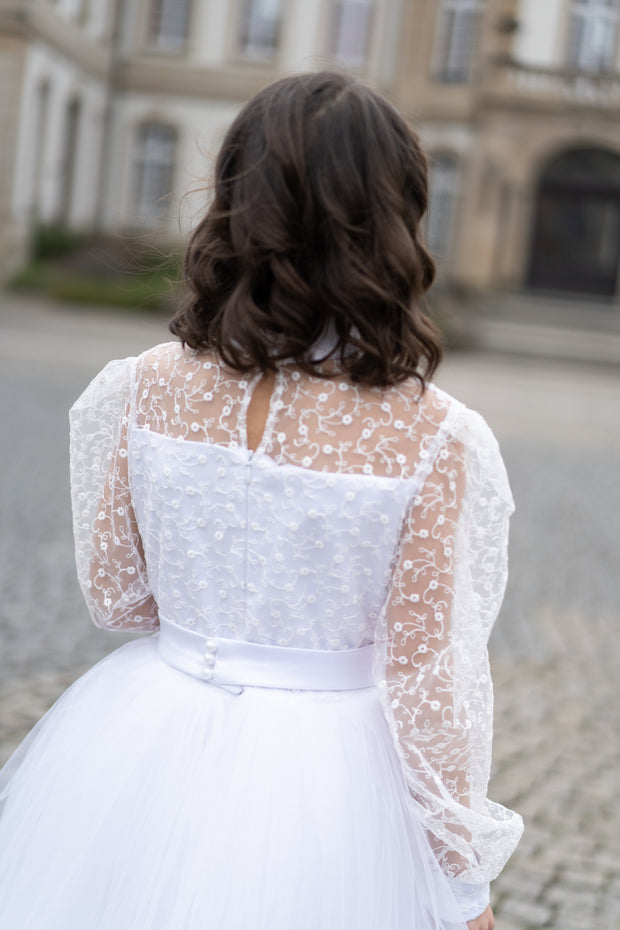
(0, 637, 468, 930)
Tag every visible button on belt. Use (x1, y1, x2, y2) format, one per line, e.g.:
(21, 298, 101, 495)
(156, 618, 375, 692)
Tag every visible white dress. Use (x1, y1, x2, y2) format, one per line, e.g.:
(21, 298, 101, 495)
(0, 342, 523, 930)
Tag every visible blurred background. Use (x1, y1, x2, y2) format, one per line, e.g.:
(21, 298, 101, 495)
(3, 0, 620, 346)
(1, 2, 620, 929)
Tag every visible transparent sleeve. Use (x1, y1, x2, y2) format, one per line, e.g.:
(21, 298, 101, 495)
(69, 357, 159, 631)
(375, 406, 524, 913)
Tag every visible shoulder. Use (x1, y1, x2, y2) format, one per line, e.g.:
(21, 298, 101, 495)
(135, 341, 226, 381)
(92, 341, 188, 387)
(137, 340, 185, 367)
(70, 342, 185, 415)
(424, 383, 512, 503)
(70, 355, 136, 416)
(426, 382, 501, 451)
(134, 340, 187, 379)
(383, 376, 504, 461)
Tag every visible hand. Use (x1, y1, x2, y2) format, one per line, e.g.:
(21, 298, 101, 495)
(467, 904, 494, 930)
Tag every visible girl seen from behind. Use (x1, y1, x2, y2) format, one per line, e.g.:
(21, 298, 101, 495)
(0, 71, 522, 930)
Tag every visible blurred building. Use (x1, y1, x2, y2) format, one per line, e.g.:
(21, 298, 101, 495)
(399, 0, 620, 302)
(2, 0, 620, 305)
(0, 0, 400, 277)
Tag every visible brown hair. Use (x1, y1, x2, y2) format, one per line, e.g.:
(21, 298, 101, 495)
(170, 71, 441, 388)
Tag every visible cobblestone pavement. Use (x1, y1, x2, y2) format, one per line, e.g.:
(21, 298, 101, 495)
(1, 294, 620, 928)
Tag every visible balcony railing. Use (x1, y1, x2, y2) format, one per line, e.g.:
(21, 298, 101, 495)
(484, 57, 620, 108)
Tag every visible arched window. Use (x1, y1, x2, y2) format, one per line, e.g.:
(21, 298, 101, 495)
(329, 0, 374, 68)
(145, 0, 191, 51)
(133, 123, 177, 223)
(238, 0, 282, 59)
(427, 152, 460, 257)
(567, 0, 619, 72)
(434, 0, 482, 83)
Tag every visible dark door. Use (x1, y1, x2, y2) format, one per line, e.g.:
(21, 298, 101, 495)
(527, 148, 620, 297)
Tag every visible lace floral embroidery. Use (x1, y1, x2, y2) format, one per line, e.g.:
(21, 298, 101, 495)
(70, 341, 523, 887)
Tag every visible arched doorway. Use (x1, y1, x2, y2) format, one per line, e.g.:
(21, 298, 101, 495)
(527, 146, 620, 296)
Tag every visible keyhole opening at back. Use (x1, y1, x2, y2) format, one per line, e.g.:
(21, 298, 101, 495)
(245, 370, 277, 453)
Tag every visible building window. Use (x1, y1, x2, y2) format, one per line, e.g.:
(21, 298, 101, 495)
(427, 152, 460, 257)
(133, 123, 176, 223)
(329, 0, 374, 68)
(239, 0, 282, 59)
(59, 97, 81, 223)
(30, 79, 50, 218)
(145, 0, 191, 51)
(567, 0, 619, 72)
(76, 0, 90, 26)
(434, 0, 482, 83)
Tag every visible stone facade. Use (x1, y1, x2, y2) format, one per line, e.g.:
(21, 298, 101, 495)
(3, 0, 620, 303)
(397, 0, 620, 303)
(0, 1, 29, 274)
(0, 0, 400, 278)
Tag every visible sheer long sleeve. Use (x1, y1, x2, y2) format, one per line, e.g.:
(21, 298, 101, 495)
(69, 357, 159, 631)
(375, 404, 524, 916)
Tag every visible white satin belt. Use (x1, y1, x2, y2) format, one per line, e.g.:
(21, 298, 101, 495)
(156, 618, 375, 692)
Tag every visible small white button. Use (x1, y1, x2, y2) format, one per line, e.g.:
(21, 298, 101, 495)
(204, 638, 217, 650)
(204, 653, 215, 667)
(203, 668, 214, 680)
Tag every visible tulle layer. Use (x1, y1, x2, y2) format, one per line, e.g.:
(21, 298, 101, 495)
(0, 638, 468, 930)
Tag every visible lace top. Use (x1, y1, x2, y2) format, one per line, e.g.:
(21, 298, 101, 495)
(69, 341, 523, 901)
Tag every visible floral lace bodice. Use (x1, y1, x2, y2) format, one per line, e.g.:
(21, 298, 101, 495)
(69, 341, 523, 900)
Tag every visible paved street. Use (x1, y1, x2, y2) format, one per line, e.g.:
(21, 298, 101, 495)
(1, 293, 619, 928)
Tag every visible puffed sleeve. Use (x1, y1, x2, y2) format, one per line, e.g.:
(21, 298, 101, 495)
(374, 403, 524, 920)
(69, 357, 159, 631)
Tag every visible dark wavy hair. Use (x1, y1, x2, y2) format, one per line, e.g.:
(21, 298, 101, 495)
(170, 71, 441, 388)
